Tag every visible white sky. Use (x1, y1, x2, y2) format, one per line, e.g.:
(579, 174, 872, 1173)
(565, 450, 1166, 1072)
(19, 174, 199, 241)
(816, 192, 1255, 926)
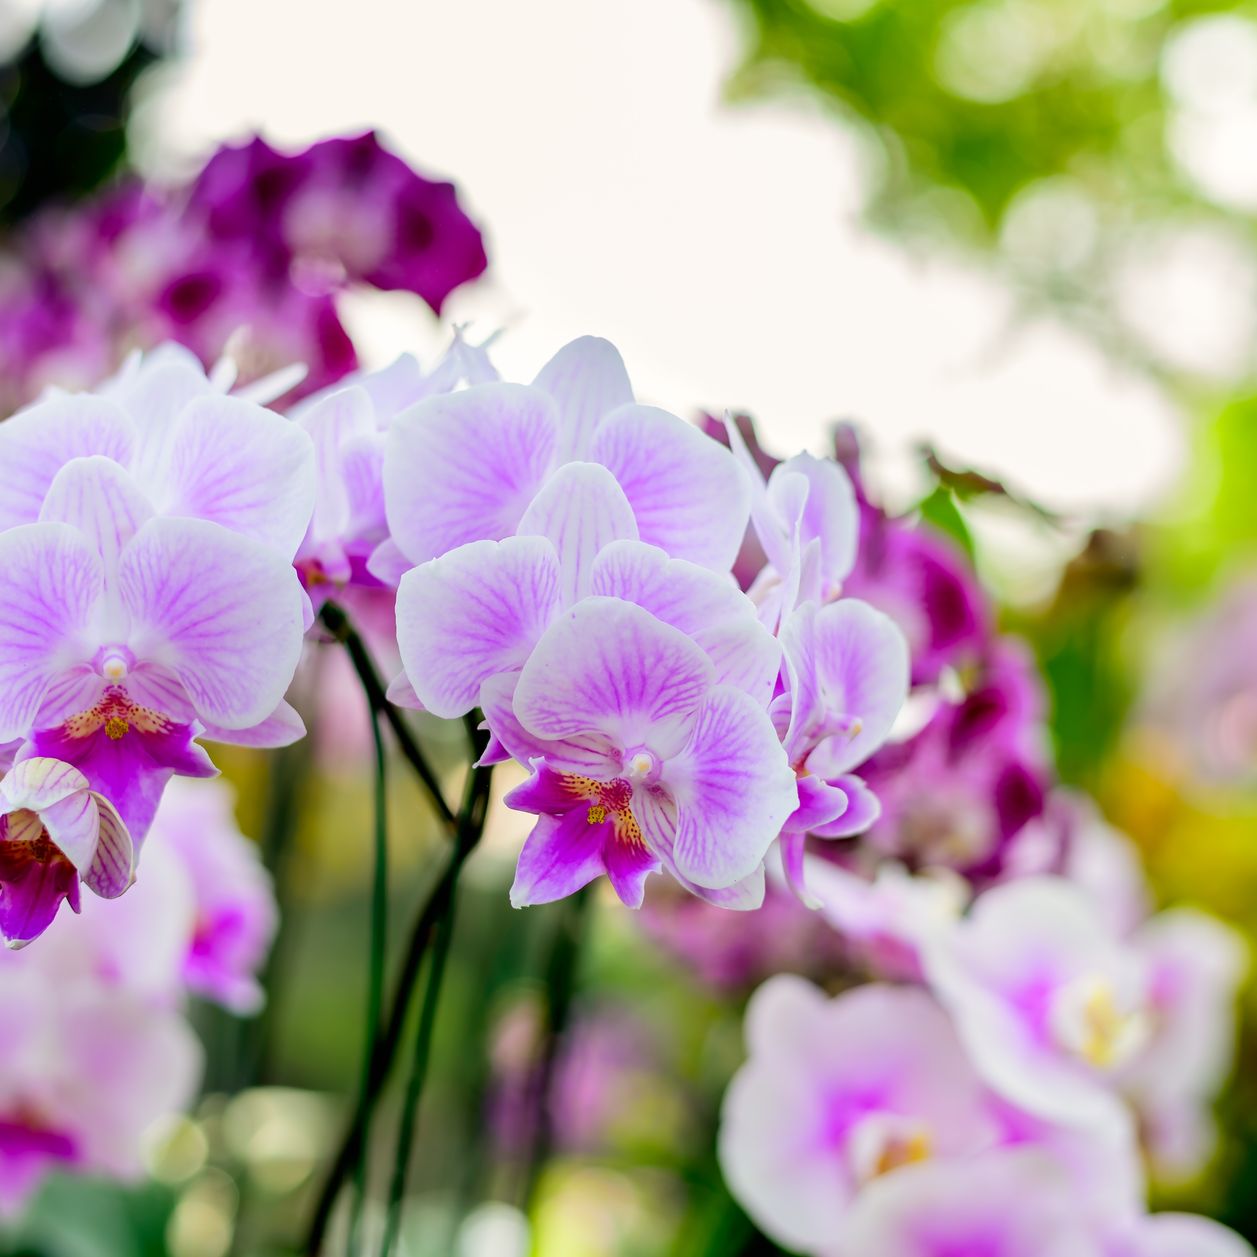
(137, 0, 1185, 520)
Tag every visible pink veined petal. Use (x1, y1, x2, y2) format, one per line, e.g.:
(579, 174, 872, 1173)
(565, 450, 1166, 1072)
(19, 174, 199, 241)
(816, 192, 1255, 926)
(396, 537, 562, 719)
(298, 384, 375, 545)
(517, 463, 638, 606)
(124, 663, 197, 725)
(119, 518, 306, 731)
(199, 699, 307, 748)
(480, 673, 621, 777)
(154, 395, 317, 560)
(385, 670, 423, 710)
(589, 540, 781, 703)
(82, 794, 134, 899)
(532, 336, 634, 463)
(589, 404, 751, 572)
(384, 383, 559, 566)
(509, 810, 607, 907)
(0, 395, 137, 531)
(0, 758, 90, 813)
(0, 523, 102, 742)
(512, 598, 714, 755)
(39, 458, 155, 637)
(32, 786, 99, 876)
(662, 684, 798, 889)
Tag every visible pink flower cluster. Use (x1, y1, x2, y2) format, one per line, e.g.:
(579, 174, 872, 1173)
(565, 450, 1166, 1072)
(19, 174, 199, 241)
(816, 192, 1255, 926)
(384, 336, 911, 910)
(0, 778, 275, 1212)
(718, 849, 1248, 1256)
(0, 132, 487, 412)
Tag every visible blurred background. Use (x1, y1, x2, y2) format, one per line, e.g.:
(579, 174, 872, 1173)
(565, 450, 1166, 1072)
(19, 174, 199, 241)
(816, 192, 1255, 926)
(4, 0, 1257, 1254)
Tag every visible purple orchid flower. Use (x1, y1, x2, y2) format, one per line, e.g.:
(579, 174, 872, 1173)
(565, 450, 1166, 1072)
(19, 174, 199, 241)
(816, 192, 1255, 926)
(0, 759, 133, 947)
(381, 336, 750, 576)
(0, 484, 307, 838)
(484, 598, 796, 909)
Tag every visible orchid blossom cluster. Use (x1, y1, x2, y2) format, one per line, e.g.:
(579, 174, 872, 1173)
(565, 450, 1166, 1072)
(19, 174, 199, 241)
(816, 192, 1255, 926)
(0, 132, 487, 411)
(718, 856, 1249, 1255)
(0, 778, 275, 1212)
(378, 335, 911, 911)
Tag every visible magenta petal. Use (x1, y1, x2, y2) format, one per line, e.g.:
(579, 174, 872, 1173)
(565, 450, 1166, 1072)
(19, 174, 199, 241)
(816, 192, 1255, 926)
(0, 847, 78, 945)
(509, 811, 607, 907)
(788, 774, 850, 834)
(605, 835, 660, 909)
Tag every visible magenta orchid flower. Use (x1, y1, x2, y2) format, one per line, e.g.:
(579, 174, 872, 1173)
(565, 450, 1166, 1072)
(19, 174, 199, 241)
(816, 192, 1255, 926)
(924, 876, 1151, 1129)
(382, 336, 750, 576)
(773, 598, 910, 896)
(718, 977, 995, 1255)
(0, 759, 133, 948)
(487, 598, 796, 909)
(0, 473, 307, 838)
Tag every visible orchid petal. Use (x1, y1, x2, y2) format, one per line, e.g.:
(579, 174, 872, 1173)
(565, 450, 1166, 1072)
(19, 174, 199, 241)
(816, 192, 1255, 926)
(200, 700, 307, 748)
(509, 810, 606, 907)
(154, 395, 317, 559)
(397, 537, 562, 719)
(512, 598, 713, 754)
(480, 674, 620, 777)
(0, 395, 136, 531)
(589, 404, 750, 571)
(664, 684, 798, 889)
(517, 463, 638, 605)
(0, 524, 101, 742)
(532, 335, 634, 462)
(810, 772, 881, 838)
(83, 794, 134, 898)
(384, 382, 559, 565)
(590, 540, 780, 703)
(119, 518, 306, 730)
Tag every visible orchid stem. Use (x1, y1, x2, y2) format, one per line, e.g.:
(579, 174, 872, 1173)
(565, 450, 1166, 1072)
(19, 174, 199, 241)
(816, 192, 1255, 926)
(303, 718, 491, 1256)
(379, 727, 493, 1256)
(318, 602, 457, 837)
(345, 708, 390, 1255)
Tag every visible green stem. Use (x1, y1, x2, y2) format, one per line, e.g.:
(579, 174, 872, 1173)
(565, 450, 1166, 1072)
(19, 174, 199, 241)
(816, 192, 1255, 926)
(379, 742, 493, 1255)
(345, 708, 390, 1255)
(318, 602, 457, 837)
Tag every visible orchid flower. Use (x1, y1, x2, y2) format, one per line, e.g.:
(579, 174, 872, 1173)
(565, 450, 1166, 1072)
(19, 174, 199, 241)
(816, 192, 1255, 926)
(0, 473, 307, 838)
(717, 977, 995, 1255)
(488, 598, 796, 909)
(923, 876, 1151, 1129)
(0, 759, 133, 947)
(773, 597, 910, 897)
(381, 336, 750, 576)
